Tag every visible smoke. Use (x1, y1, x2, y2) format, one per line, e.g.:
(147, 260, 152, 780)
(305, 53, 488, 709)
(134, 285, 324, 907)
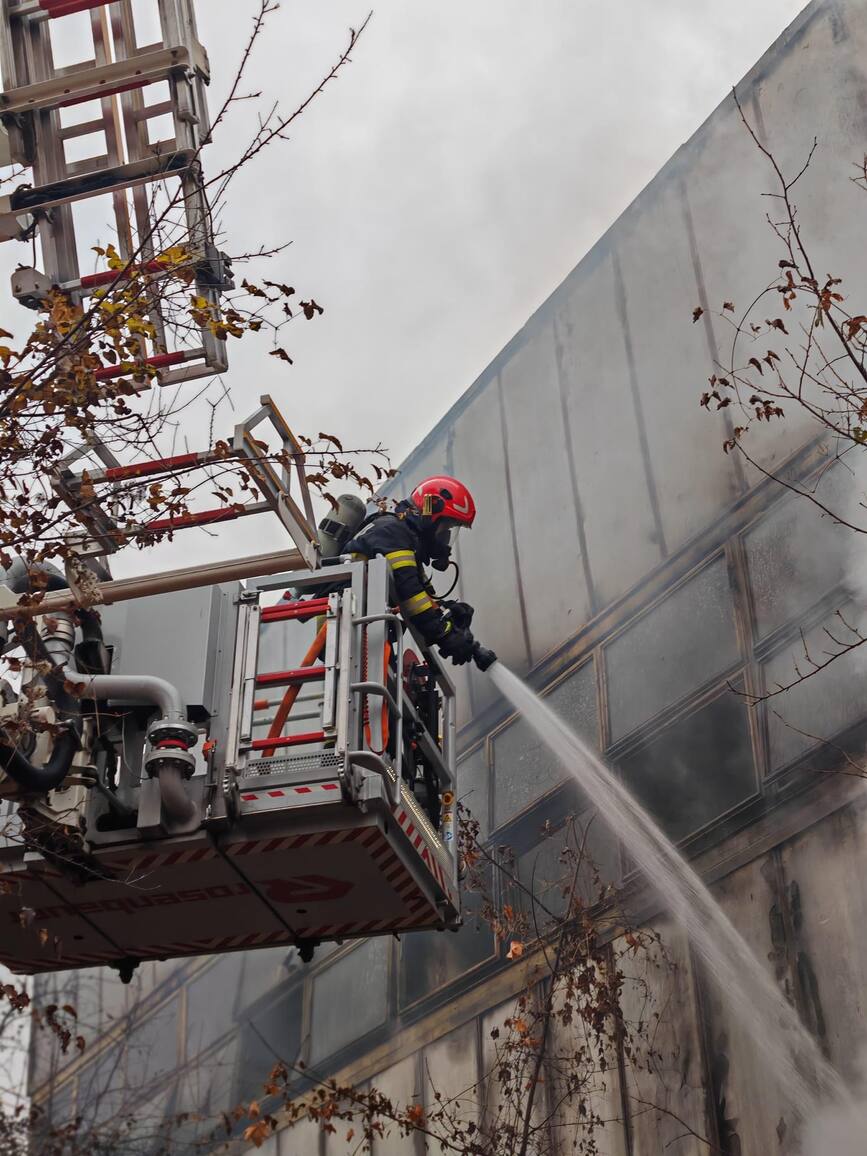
(799, 1053, 867, 1156)
(799, 1098, 867, 1156)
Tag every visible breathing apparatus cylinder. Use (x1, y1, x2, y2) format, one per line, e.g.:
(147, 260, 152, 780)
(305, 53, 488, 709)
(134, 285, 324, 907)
(318, 494, 367, 560)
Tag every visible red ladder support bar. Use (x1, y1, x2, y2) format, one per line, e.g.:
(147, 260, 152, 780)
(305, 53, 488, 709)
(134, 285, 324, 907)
(250, 731, 326, 751)
(260, 598, 331, 624)
(79, 260, 175, 291)
(94, 350, 196, 383)
(60, 78, 149, 109)
(38, 0, 114, 17)
(100, 449, 218, 484)
(144, 505, 247, 533)
(255, 667, 326, 688)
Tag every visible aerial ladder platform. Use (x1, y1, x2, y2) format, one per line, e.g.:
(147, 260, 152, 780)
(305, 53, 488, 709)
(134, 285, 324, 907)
(0, 538, 461, 976)
(0, 0, 463, 978)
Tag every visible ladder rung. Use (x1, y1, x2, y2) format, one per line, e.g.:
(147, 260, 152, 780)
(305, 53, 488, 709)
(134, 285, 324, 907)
(93, 349, 199, 382)
(255, 668, 327, 688)
(0, 47, 198, 116)
(9, 150, 194, 214)
(250, 732, 326, 752)
(143, 505, 248, 534)
(260, 599, 331, 624)
(99, 449, 215, 483)
(38, 0, 115, 18)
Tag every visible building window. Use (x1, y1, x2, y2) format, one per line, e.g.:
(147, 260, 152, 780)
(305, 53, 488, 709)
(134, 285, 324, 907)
(605, 556, 739, 742)
(310, 938, 389, 1064)
(400, 865, 496, 1008)
(762, 602, 865, 773)
(235, 983, 303, 1105)
(743, 484, 847, 642)
(492, 660, 597, 831)
(615, 684, 756, 843)
(458, 744, 490, 842)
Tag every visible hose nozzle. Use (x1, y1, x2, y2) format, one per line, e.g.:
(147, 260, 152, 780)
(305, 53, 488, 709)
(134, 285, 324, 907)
(472, 643, 498, 672)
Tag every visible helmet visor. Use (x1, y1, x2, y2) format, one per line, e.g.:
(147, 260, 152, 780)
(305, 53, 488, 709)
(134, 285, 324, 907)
(431, 518, 465, 554)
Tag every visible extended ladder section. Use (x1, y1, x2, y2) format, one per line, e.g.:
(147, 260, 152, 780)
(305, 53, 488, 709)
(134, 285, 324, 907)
(0, 0, 230, 383)
(50, 394, 321, 565)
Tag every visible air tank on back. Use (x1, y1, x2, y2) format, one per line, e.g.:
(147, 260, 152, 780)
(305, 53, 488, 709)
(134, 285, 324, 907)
(317, 494, 367, 560)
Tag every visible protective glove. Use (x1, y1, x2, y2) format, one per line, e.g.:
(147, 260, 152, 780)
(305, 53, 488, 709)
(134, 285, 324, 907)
(443, 599, 474, 630)
(437, 624, 476, 665)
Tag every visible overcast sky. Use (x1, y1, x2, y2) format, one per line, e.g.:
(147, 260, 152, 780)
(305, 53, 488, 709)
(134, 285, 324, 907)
(3, 0, 807, 575)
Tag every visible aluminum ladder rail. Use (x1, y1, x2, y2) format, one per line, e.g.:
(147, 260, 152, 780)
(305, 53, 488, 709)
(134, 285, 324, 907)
(0, 0, 229, 385)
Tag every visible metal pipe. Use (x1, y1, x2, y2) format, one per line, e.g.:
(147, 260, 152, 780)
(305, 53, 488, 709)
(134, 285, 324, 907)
(0, 547, 306, 620)
(0, 727, 79, 794)
(39, 611, 75, 666)
(155, 765, 197, 826)
(62, 672, 199, 826)
(64, 671, 185, 720)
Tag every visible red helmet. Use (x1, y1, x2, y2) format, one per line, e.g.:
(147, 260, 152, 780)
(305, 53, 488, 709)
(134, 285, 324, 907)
(410, 476, 476, 527)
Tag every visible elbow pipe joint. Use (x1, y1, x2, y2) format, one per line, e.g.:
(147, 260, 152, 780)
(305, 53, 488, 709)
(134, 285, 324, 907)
(65, 671, 187, 722)
(153, 764, 198, 827)
(62, 670, 200, 822)
(0, 725, 80, 795)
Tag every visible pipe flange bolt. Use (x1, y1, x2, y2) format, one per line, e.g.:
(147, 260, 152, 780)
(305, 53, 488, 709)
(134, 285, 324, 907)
(147, 720, 198, 749)
(144, 747, 197, 779)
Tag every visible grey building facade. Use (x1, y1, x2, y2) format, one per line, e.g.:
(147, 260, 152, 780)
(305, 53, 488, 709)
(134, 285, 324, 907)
(29, 2, 867, 1152)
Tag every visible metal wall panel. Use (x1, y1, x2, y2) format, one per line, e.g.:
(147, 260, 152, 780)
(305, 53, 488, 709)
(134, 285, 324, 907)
(681, 3, 867, 484)
(421, 1021, 480, 1156)
(480, 997, 548, 1144)
(369, 1056, 423, 1156)
(276, 1117, 322, 1155)
(99, 584, 239, 715)
(778, 798, 867, 1086)
(499, 324, 590, 664)
(451, 386, 530, 711)
(613, 181, 743, 556)
(617, 920, 709, 1155)
(547, 982, 628, 1156)
(552, 250, 663, 608)
(702, 856, 794, 1154)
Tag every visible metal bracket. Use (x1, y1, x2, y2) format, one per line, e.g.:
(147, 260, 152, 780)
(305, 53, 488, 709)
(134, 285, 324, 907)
(231, 395, 321, 569)
(47, 397, 322, 558)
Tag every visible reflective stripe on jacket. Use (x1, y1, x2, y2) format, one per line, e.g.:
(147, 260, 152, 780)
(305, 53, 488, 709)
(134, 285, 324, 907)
(346, 513, 450, 644)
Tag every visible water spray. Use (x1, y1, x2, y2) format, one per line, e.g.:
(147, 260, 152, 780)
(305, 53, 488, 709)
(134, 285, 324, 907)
(485, 661, 848, 1132)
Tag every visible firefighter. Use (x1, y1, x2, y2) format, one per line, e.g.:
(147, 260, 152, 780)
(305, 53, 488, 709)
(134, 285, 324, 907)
(345, 476, 497, 670)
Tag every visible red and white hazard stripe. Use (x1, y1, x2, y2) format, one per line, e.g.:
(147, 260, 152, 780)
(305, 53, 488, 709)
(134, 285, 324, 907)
(239, 781, 341, 804)
(106, 843, 218, 874)
(394, 806, 452, 896)
(225, 818, 364, 858)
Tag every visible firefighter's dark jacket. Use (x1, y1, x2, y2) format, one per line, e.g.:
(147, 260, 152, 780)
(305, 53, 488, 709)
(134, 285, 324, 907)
(345, 506, 452, 645)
